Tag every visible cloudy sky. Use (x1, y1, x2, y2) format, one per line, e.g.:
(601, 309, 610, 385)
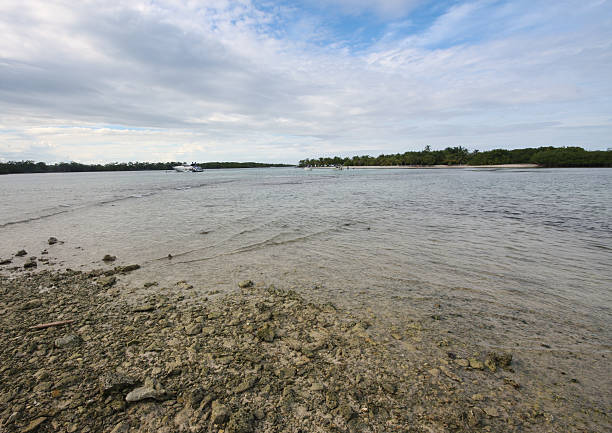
(1, 0, 611, 163)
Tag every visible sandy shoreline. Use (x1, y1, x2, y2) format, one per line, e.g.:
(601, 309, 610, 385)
(306, 164, 540, 169)
(1, 252, 610, 432)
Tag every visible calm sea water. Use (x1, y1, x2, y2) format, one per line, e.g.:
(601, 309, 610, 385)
(1, 167, 611, 406)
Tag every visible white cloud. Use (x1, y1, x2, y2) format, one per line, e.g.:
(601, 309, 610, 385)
(0, 0, 611, 163)
(303, 0, 423, 17)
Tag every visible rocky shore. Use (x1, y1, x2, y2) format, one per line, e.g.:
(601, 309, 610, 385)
(0, 261, 607, 432)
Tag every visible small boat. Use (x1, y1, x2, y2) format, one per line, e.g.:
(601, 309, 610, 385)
(173, 164, 204, 172)
(304, 166, 312, 171)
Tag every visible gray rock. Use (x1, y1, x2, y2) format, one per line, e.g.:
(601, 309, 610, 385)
(382, 382, 396, 394)
(56, 374, 80, 389)
(469, 358, 485, 370)
(48, 237, 58, 245)
(210, 400, 230, 425)
(256, 324, 275, 342)
(116, 264, 140, 273)
(484, 406, 500, 417)
(133, 304, 155, 312)
(15, 249, 27, 257)
(33, 381, 53, 393)
(226, 408, 254, 433)
(325, 391, 339, 409)
(109, 421, 130, 433)
(338, 404, 356, 421)
(234, 376, 257, 394)
(103, 254, 116, 262)
(22, 417, 47, 433)
(185, 323, 202, 335)
(100, 373, 138, 395)
(455, 358, 470, 367)
(0, 258, 12, 265)
(125, 386, 165, 402)
(485, 352, 513, 372)
(98, 276, 116, 287)
(54, 334, 81, 348)
(24, 260, 37, 269)
(238, 280, 254, 289)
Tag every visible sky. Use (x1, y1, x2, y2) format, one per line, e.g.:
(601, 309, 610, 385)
(0, 0, 611, 164)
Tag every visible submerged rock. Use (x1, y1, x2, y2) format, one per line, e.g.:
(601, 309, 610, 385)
(24, 259, 37, 269)
(116, 264, 140, 273)
(238, 280, 254, 289)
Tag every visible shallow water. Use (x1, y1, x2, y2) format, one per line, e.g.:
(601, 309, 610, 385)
(1, 167, 611, 417)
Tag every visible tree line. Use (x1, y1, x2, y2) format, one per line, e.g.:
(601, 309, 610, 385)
(298, 146, 612, 168)
(0, 161, 292, 175)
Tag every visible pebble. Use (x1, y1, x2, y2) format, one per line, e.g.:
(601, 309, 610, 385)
(381, 382, 396, 394)
(256, 324, 275, 342)
(24, 260, 37, 269)
(125, 386, 165, 402)
(469, 358, 484, 370)
(98, 276, 116, 287)
(48, 237, 58, 245)
(211, 400, 230, 425)
(185, 323, 202, 336)
(22, 417, 47, 432)
(455, 358, 470, 367)
(109, 421, 130, 433)
(54, 334, 81, 348)
(118, 264, 140, 273)
(484, 406, 500, 417)
(238, 280, 254, 288)
(99, 373, 138, 395)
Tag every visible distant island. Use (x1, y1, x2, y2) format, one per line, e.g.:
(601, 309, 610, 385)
(0, 161, 293, 175)
(299, 146, 612, 168)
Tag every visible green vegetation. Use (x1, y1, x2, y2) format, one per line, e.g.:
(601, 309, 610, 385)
(299, 146, 612, 168)
(0, 161, 292, 175)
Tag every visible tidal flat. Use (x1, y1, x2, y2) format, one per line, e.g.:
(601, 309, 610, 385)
(0, 254, 609, 432)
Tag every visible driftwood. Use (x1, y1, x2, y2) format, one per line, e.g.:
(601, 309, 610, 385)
(29, 319, 75, 330)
